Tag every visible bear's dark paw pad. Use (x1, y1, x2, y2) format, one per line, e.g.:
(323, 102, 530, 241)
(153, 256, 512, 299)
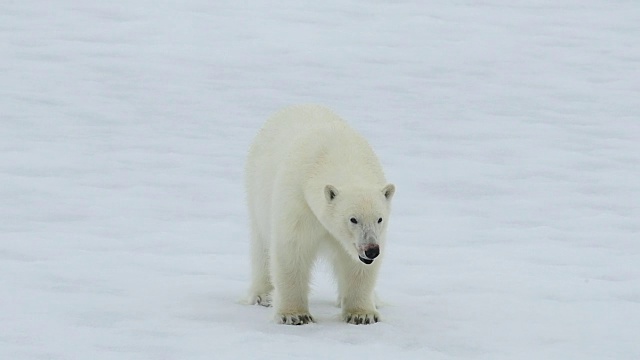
(344, 312, 380, 325)
(278, 313, 315, 325)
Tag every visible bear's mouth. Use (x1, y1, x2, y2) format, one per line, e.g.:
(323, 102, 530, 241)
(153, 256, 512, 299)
(358, 256, 374, 265)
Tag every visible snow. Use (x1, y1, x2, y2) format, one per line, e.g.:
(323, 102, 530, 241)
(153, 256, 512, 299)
(1, 0, 639, 359)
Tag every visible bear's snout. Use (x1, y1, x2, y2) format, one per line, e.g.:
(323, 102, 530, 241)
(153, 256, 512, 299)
(358, 244, 380, 264)
(364, 245, 379, 260)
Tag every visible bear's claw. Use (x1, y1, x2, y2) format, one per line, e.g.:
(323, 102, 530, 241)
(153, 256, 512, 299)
(278, 313, 315, 325)
(344, 312, 380, 325)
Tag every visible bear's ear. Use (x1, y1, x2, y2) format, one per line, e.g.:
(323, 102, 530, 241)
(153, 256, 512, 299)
(382, 183, 395, 201)
(324, 185, 339, 202)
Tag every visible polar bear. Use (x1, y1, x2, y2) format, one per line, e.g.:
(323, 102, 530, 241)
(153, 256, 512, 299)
(245, 104, 395, 325)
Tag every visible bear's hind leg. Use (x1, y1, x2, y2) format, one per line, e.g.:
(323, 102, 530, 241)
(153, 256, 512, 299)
(246, 228, 274, 307)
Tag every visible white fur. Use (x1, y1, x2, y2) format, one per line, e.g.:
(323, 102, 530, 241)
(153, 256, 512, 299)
(245, 104, 395, 325)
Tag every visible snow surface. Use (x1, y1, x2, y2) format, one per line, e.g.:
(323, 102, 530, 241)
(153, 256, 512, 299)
(1, 1, 639, 359)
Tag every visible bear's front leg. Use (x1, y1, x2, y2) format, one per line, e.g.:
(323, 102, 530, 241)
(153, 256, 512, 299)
(335, 253, 381, 325)
(341, 283, 380, 325)
(270, 233, 319, 325)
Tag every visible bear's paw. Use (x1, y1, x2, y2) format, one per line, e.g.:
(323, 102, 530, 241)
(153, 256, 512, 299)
(277, 312, 315, 325)
(245, 292, 272, 307)
(255, 293, 272, 307)
(344, 310, 380, 325)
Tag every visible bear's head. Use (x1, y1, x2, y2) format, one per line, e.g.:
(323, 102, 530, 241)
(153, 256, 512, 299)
(322, 183, 395, 265)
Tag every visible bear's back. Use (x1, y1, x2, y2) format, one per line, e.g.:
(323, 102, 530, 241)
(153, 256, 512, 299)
(256, 104, 345, 150)
(247, 104, 347, 174)
(247, 104, 384, 192)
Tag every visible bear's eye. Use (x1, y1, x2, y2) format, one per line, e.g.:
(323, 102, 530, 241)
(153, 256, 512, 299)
(378, 217, 383, 223)
(350, 217, 358, 224)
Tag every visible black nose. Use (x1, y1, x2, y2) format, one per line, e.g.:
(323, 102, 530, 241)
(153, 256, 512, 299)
(365, 246, 379, 259)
